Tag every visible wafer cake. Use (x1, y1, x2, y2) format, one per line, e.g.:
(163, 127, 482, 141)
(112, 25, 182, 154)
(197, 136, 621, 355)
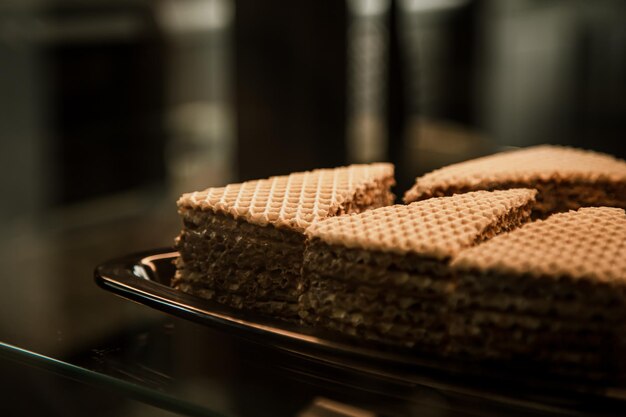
(173, 163, 395, 318)
(299, 188, 537, 350)
(404, 145, 626, 218)
(450, 207, 626, 380)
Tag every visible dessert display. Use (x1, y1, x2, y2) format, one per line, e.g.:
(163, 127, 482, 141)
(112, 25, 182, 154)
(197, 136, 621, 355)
(173, 163, 395, 318)
(450, 207, 626, 379)
(403, 145, 626, 218)
(169, 144, 626, 382)
(299, 189, 537, 350)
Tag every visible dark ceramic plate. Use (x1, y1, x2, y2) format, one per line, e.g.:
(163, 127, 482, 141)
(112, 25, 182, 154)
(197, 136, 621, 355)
(95, 248, 626, 416)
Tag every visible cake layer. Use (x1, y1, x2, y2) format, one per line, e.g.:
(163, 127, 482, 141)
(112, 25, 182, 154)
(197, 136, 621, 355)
(306, 189, 536, 259)
(322, 319, 447, 349)
(448, 319, 619, 380)
(178, 163, 395, 233)
(174, 211, 304, 280)
(451, 269, 626, 324)
(177, 283, 300, 316)
(404, 145, 626, 218)
(176, 212, 305, 280)
(453, 271, 626, 302)
(449, 310, 617, 339)
(300, 242, 453, 350)
(175, 267, 301, 302)
(449, 207, 626, 379)
(452, 207, 626, 284)
(301, 278, 448, 326)
(451, 290, 624, 322)
(303, 244, 453, 294)
(174, 211, 306, 315)
(449, 328, 615, 372)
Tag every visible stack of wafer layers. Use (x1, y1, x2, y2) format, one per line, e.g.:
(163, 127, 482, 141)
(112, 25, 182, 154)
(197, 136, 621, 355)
(173, 163, 395, 318)
(300, 189, 537, 350)
(451, 207, 626, 379)
(404, 145, 626, 218)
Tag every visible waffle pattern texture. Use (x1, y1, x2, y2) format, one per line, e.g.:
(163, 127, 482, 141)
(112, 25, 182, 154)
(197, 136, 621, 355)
(178, 163, 394, 232)
(306, 189, 537, 260)
(453, 207, 626, 284)
(404, 145, 626, 203)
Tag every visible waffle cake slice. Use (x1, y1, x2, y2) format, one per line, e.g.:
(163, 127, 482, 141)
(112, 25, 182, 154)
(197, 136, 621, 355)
(173, 163, 395, 318)
(300, 188, 537, 351)
(450, 207, 626, 380)
(404, 145, 626, 218)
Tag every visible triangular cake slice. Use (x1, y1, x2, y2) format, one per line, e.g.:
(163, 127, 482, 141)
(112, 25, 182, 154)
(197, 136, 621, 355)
(450, 207, 626, 379)
(404, 145, 626, 218)
(173, 163, 395, 318)
(300, 188, 537, 350)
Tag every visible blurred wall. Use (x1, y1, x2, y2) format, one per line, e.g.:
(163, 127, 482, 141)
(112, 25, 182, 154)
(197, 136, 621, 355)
(1, 0, 625, 214)
(476, 0, 626, 157)
(235, 1, 348, 180)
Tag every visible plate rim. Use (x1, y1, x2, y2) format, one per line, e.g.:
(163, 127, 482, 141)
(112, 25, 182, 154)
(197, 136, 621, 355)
(94, 248, 626, 412)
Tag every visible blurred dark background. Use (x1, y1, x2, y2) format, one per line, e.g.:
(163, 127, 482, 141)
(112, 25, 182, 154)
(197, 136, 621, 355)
(2, 0, 625, 213)
(1, 1, 625, 416)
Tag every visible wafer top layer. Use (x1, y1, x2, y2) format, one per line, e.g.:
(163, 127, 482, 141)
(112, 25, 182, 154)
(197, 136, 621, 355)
(306, 189, 537, 260)
(404, 145, 626, 203)
(452, 207, 626, 284)
(177, 163, 394, 233)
